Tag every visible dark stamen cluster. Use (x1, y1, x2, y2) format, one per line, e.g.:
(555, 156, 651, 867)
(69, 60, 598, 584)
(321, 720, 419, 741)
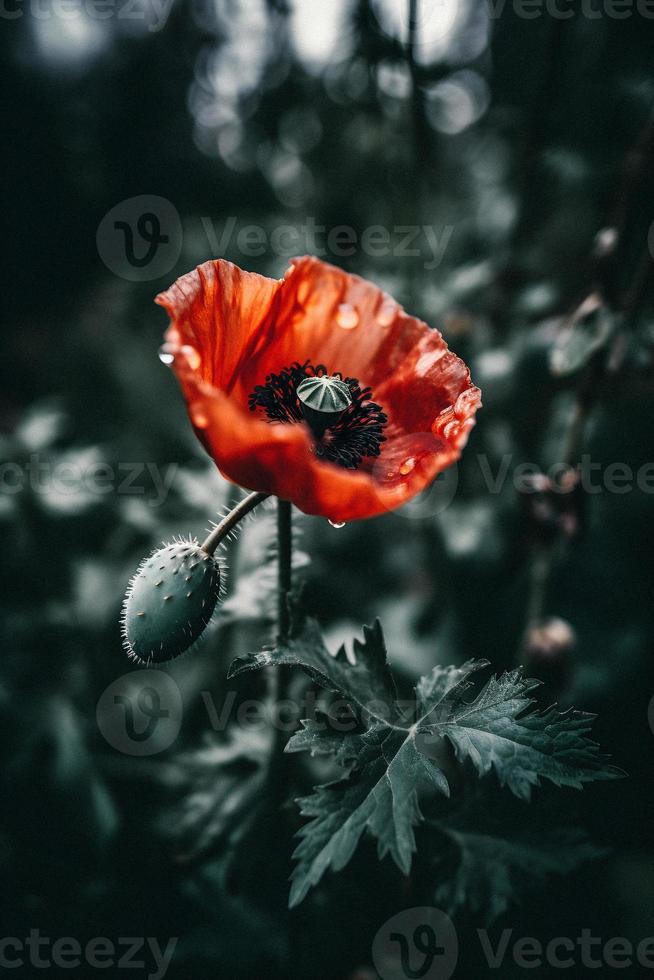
(249, 360, 387, 470)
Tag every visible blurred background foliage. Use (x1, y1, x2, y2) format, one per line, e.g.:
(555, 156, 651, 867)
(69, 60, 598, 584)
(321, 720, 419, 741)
(2, 0, 654, 977)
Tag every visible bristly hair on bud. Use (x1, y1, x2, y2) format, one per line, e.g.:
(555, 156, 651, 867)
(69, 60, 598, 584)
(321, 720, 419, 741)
(248, 360, 387, 470)
(121, 538, 224, 665)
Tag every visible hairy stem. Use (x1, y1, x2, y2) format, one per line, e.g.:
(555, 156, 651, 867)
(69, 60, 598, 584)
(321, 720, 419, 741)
(277, 498, 292, 642)
(267, 498, 294, 798)
(201, 491, 270, 556)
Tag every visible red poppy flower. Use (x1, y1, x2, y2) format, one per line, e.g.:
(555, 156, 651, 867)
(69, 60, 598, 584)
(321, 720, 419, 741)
(156, 256, 481, 523)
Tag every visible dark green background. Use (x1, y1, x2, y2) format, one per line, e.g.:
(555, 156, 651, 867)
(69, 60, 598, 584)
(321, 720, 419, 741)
(2, 1, 653, 977)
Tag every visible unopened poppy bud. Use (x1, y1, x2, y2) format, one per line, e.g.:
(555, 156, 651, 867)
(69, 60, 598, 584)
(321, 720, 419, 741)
(297, 374, 352, 439)
(121, 541, 222, 665)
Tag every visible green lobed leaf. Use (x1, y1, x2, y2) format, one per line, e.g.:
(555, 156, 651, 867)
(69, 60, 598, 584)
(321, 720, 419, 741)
(421, 668, 624, 800)
(229, 616, 399, 721)
(229, 621, 621, 907)
(288, 726, 446, 908)
(416, 660, 489, 716)
(432, 824, 606, 925)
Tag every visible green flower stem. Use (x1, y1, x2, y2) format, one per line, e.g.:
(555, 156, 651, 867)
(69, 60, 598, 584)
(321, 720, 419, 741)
(201, 490, 270, 556)
(268, 498, 294, 800)
(276, 498, 292, 643)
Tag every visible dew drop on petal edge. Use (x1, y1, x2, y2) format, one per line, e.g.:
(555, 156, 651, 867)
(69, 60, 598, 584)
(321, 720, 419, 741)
(158, 344, 176, 365)
(377, 300, 396, 326)
(399, 457, 416, 476)
(336, 303, 359, 329)
(328, 520, 346, 528)
(190, 403, 209, 429)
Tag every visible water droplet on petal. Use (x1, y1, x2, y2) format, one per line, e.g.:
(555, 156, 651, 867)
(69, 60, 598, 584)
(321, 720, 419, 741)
(336, 303, 359, 329)
(377, 299, 396, 326)
(399, 457, 416, 476)
(181, 345, 201, 370)
(454, 387, 482, 419)
(190, 403, 209, 429)
(158, 344, 176, 366)
(328, 520, 346, 528)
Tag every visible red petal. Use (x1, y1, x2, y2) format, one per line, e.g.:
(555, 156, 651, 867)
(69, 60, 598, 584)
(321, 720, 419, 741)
(156, 257, 481, 522)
